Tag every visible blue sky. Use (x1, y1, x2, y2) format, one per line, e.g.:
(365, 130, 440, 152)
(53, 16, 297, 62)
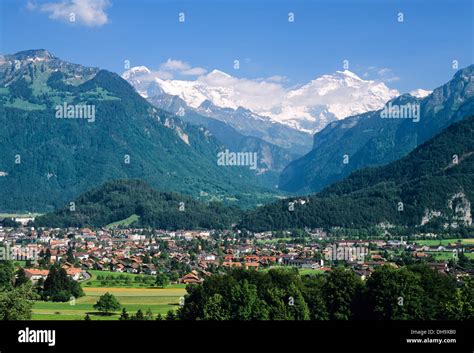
(0, 0, 472, 93)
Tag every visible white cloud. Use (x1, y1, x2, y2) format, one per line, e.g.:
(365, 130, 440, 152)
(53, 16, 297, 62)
(122, 58, 208, 91)
(384, 76, 400, 83)
(196, 70, 287, 111)
(26, 0, 37, 10)
(159, 58, 207, 76)
(182, 67, 207, 76)
(365, 66, 400, 83)
(378, 68, 400, 82)
(129, 70, 173, 82)
(153, 71, 174, 80)
(160, 59, 190, 71)
(261, 75, 287, 83)
(32, 0, 111, 27)
(144, 70, 174, 81)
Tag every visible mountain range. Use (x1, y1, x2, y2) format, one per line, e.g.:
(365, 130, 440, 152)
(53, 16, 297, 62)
(240, 115, 474, 231)
(143, 89, 300, 186)
(0, 50, 278, 212)
(123, 66, 401, 153)
(124, 67, 399, 134)
(125, 63, 472, 197)
(2, 49, 473, 227)
(36, 115, 474, 231)
(279, 66, 474, 193)
(124, 67, 313, 155)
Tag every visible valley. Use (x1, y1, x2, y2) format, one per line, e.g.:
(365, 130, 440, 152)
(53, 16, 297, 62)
(0, 2, 473, 352)
(0, 50, 473, 324)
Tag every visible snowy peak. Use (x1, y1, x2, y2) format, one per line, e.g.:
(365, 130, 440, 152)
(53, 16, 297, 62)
(124, 66, 400, 134)
(122, 66, 151, 80)
(409, 88, 432, 98)
(155, 77, 221, 109)
(121, 66, 157, 98)
(208, 69, 232, 78)
(267, 70, 399, 132)
(151, 70, 239, 110)
(334, 69, 363, 80)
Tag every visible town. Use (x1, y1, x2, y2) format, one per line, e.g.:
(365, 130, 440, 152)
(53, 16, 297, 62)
(1, 219, 473, 286)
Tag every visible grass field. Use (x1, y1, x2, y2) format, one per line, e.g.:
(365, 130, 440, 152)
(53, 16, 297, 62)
(0, 213, 43, 217)
(430, 251, 474, 261)
(105, 214, 139, 228)
(82, 270, 186, 289)
(414, 238, 474, 246)
(31, 287, 187, 320)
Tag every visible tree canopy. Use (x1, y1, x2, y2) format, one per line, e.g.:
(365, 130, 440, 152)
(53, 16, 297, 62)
(93, 292, 121, 315)
(177, 265, 473, 321)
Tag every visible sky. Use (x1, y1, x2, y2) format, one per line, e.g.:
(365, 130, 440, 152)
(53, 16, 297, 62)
(0, 0, 472, 94)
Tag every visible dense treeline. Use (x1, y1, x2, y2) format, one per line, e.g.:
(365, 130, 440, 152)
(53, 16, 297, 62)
(0, 261, 37, 320)
(240, 116, 474, 231)
(320, 115, 474, 197)
(40, 264, 84, 302)
(178, 266, 473, 320)
(0, 261, 85, 320)
(35, 179, 241, 229)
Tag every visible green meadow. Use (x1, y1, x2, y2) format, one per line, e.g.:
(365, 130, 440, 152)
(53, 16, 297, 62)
(430, 251, 474, 261)
(414, 238, 474, 246)
(32, 287, 187, 320)
(105, 214, 140, 228)
(82, 270, 186, 289)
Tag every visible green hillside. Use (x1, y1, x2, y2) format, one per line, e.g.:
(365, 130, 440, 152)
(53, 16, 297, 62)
(35, 179, 241, 229)
(279, 66, 474, 193)
(240, 116, 474, 231)
(0, 50, 277, 212)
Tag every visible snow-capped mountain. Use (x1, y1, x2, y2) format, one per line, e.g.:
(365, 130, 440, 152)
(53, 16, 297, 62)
(123, 68, 313, 154)
(267, 70, 399, 132)
(121, 66, 153, 97)
(409, 88, 432, 98)
(121, 65, 151, 80)
(123, 67, 399, 134)
(155, 70, 241, 110)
